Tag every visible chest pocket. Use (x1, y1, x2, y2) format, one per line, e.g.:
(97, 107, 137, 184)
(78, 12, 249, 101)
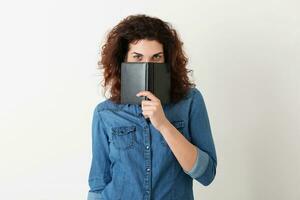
(161, 120, 185, 146)
(111, 125, 136, 150)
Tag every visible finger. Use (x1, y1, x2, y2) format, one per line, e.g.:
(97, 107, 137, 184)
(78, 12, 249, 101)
(141, 100, 159, 106)
(141, 105, 156, 111)
(136, 91, 160, 102)
(142, 110, 153, 117)
(140, 111, 149, 118)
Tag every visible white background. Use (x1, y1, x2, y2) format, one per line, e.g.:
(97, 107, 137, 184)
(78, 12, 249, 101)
(0, 0, 299, 199)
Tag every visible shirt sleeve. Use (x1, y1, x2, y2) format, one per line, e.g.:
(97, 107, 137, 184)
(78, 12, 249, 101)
(183, 145, 210, 179)
(87, 105, 111, 200)
(183, 88, 217, 186)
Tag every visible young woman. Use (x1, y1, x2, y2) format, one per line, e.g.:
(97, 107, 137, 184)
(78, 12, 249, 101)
(87, 14, 217, 200)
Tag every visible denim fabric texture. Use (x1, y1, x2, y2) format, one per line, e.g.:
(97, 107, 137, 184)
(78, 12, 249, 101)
(87, 87, 217, 200)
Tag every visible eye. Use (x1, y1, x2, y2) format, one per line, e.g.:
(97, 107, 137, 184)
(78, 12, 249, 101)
(153, 54, 162, 59)
(133, 55, 142, 59)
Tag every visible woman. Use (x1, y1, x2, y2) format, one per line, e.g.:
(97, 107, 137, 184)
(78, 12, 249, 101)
(87, 14, 217, 200)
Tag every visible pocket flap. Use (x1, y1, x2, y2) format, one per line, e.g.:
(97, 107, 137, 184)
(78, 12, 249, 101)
(171, 120, 185, 129)
(111, 126, 136, 136)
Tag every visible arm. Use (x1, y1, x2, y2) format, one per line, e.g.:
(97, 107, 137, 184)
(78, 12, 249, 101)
(159, 88, 217, 186)
(158, 121, 201, 174)
(87, 105, 111, 200)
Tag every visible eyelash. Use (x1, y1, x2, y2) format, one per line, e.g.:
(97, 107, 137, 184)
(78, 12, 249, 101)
(133, 55, 162, 59)
(133, 55, 142, 59)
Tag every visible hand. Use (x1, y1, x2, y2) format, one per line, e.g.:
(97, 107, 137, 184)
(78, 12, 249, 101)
(136, 91, 169, 132)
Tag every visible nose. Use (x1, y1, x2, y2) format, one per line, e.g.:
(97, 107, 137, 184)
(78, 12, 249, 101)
(144, 57, 151, 62)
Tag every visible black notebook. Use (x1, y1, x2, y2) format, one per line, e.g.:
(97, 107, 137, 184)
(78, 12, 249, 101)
(121, 62, 171, 105)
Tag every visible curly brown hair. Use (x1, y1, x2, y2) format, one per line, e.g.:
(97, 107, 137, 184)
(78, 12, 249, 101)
(97, 14, 196, 104)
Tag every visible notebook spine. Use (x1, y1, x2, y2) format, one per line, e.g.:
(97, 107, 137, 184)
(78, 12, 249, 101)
(145, 63, 148, 91)
(145, 63, 148, 101)
(149, 63, 154, 93)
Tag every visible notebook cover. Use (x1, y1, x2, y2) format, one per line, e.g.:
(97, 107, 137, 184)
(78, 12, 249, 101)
(153, 63, 171, 104)
(121, 62, 171, 105)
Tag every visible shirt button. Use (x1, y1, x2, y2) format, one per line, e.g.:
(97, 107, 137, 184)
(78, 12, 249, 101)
(146, 145, 150, 150)
(146, 168, 150, 172)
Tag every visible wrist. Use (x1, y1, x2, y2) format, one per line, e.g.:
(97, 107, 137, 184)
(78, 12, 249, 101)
(158, 118, 171, 133)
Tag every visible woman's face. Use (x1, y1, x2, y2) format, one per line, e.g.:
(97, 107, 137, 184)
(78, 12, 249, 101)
(125, 39, 165, 63)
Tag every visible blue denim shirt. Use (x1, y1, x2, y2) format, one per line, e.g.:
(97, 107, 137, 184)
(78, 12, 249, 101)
(87, 87, 217, 200)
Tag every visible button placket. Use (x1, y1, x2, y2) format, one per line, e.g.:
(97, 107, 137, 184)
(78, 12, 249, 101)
(137, 105, 152, 199)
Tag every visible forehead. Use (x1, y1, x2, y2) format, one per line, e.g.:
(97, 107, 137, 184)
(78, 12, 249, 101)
(128, 39, 164, 53)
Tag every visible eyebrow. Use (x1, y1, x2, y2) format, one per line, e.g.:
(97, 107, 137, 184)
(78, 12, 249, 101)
(131, 52, 164, 56)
